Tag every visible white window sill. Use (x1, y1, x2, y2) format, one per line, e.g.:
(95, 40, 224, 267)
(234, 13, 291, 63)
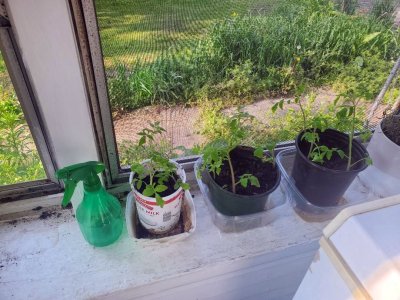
(0, 174, 327, 300)
(0, 161, 397, 300)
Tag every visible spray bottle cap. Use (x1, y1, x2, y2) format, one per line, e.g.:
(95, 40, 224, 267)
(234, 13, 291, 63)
(56, 161, 105, 207)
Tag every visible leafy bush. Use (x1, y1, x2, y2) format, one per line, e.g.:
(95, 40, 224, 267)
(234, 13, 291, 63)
(197, 109, 263, 194)
(333, 53, 394, 100)
(129, 122, 189, 206)
(119, 138, 176, 167)
(107, 0, 400, 111)
(263, 91, 367, 144)
(0, 86, 45, 185)
(221, 60, 258, 97)
(108, 64, 155, 110)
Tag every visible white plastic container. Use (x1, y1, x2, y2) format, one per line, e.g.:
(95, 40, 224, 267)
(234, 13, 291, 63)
(125, 190, 196, 242)
(294, 195, 400, 300)
(367, 120, 400, 180)
(276, 148, 379, 222)
(194, 158, 287, 233)
(129, 160, 186, 234)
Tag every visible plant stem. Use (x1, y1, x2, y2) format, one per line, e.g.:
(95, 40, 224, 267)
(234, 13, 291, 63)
(227, 154, 236, 194)
(298, 98, 307, 131)
(307, 128, 317, 159)
(149, 173, 154, 185)
(349, 158, 366, 169)
(347, 103, 356, 171)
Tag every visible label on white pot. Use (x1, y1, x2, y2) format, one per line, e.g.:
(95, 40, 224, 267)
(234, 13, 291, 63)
(133, 188, 183, 234)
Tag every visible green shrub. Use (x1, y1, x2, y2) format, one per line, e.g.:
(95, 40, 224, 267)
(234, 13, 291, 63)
(333, 53, 394, 100)
(0, 86, 46, 185)
(263, 92, 367, 144)
(108, 63, 155, 110)
(383, 86, 400, 105)
(118, 139, 177, 167)
(217, 60, 259, 97)
(107, 0, 400, 111)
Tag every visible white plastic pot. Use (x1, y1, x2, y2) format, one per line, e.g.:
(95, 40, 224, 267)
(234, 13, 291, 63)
(367, 120, 400, 180)
(125, 190, 196, 243)
(129, 160, 186, 234)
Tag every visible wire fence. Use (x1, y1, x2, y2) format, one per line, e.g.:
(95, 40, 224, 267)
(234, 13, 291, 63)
(93, 0, 400, 160)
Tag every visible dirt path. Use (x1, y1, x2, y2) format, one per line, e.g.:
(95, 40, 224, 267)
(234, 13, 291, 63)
(114, 104, 203, 149)
(113, 86, 389, 151)
(114, 88, 342, 149)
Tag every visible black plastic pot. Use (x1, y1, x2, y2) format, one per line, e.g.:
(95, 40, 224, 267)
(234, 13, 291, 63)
(292, 128, 369, 207)
(201, 146, 281, 216)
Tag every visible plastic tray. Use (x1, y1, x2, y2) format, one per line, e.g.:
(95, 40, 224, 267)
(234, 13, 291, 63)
(125, 190, 196, 243)
(194, 158, 287, 233)
(276, 147, 380, 222)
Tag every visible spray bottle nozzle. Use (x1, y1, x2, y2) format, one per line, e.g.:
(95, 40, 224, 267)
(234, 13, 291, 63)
(56, 161, 105, 207)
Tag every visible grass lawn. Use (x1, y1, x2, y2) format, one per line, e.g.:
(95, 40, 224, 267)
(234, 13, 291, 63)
(95, 0, 274, 68)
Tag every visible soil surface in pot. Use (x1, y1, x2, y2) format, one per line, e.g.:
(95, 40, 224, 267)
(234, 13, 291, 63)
(133, 172, 180, 197)
(213, 146, 278, 195)
(382, 115, 400, 146)
(298, 130, 364, 171)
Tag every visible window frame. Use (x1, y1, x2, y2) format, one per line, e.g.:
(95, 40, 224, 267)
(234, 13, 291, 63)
(69, 0, 122, 188)
(0, 13, 61, 203)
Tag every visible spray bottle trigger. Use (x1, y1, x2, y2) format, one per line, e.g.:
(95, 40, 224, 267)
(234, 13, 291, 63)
(62, 179, 78, 207)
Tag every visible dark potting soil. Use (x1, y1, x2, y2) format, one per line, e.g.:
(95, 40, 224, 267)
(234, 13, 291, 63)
(382, 115, 400, 146)
(135, 200, 192, 239)
(213, 146, 278, 196)
(133, 172, 180, 197)
(298, 130, 364, 171)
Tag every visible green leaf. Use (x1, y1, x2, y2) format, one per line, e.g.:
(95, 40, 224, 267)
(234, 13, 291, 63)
(363, 32, 381, 44)
(249, 176, 260, 188)
(138, 136, 146, 146)
(347, 106, 354, 117)
(131, 163, 145, 175)
(336, 107, 348, 119)
(155, 194, 165, 208)
(136, 180, 143, 190)
(196, 169, 202, 179)
(180, 182, 190, 190)
(155, 184, 168, 193)
(302, 131, 318, 143)
(254, 147, 264, 158)
(333, 96, 340, 106)
(359, 131, 372, 143)
(326, 150, 332, 160)
(366, 157, 373, 165)
(143, 185, 155, 197)
(174, 181, 180, 190)
(271, 102, 279, 113)
(354, 56, 364, 68)
(337, 149, 346, 159)
(278, 99, 284, 109)
(240, 177, 248, 188)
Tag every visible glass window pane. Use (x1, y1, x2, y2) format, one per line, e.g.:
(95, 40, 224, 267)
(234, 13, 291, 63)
(94, 0, 399, 168)
(0, 51, 46, 185)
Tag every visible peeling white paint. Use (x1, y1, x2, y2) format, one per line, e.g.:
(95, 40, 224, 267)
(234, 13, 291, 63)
(0, 187, 327, 300)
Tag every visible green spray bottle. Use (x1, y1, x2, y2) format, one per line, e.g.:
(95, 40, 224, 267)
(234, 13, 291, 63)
(56, 161, 123, 247)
